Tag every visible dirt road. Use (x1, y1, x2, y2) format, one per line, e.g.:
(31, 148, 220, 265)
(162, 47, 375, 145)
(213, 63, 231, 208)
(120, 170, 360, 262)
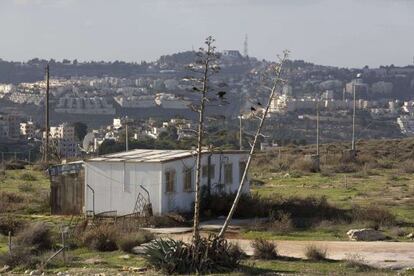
(234, 239, 414, 269)
(162, 230, 414, 269)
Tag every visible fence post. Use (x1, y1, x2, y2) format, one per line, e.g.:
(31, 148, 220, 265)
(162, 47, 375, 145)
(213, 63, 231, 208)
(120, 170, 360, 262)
(61, 227, 67, 264)
(8, 231, 12, 254)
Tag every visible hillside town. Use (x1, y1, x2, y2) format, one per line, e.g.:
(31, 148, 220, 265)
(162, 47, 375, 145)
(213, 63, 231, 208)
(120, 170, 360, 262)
(1, 52, 414, 159)
(2, 1, 414, 275)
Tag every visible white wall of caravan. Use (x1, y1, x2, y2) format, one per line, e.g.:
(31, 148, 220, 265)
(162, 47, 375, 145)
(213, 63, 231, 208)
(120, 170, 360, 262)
(85, 161, 162, 215)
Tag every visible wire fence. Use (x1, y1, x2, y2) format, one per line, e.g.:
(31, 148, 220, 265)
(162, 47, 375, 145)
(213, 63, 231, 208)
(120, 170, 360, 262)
(0, 149, 40, 165)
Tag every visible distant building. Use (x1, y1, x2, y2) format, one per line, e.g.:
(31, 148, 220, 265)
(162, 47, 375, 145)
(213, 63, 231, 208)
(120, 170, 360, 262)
(55, 96, 115, 115)
(371, 81, 393, 95)
(323, 90, 335, 100)
(397, 115, 414, 136)
(222, 50, 243, 59)
(0, 113, 20, 139)
(20, 120, 36, 138)
(345, 79, 369, 97)
(49, 123, 78, 158)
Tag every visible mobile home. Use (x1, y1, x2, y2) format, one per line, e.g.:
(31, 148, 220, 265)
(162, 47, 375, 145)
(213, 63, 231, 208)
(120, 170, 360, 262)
(85, 149, 249, 216)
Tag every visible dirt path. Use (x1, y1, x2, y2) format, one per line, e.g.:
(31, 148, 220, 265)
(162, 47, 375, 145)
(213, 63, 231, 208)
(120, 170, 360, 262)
(164, 232, 414, 269)
(234, 239, 414, 269)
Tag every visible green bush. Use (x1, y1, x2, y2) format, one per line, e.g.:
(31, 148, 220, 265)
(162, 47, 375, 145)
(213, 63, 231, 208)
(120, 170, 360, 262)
(143, 236, 244, 274)
(304, 245, 327, 261)
(117, 231, 154, 253)
(251, 238, 278, 259)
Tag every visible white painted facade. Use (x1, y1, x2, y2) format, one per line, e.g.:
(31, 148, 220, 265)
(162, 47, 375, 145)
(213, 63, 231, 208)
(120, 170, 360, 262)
(85, 150, 249, 215)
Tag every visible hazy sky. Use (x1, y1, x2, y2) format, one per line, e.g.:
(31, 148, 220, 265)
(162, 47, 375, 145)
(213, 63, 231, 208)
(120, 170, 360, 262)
(0, 0, 413, 68)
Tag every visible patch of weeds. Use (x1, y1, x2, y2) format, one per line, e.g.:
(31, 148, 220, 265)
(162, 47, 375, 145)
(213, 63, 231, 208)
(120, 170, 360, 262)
(304, 245, 327, 261)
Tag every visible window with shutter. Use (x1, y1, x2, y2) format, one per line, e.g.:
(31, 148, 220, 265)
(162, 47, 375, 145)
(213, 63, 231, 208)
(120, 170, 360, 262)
(165, 170, 176, 193)
(224, 163, 233, 185)
(183, 168, 192, 192)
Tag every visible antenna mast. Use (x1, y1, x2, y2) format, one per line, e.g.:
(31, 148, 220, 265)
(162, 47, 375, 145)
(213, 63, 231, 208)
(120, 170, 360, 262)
(243, 34, 248, 57)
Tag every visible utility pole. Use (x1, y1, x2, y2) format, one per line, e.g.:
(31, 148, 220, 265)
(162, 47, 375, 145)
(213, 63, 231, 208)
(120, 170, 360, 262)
(239, 114, 243, 150)
(125, 116, 129, 151)
(316, 98, 320, 156)
(351, 81, 356, 151)
(44, 64, 50, 163)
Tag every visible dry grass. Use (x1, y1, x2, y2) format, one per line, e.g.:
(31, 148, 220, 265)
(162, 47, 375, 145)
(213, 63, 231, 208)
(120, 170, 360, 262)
(251, 238, 278, 260)
(304, 245, 327, 261)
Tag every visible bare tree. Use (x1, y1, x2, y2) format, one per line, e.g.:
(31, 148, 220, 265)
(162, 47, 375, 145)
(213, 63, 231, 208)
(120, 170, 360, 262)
(218, 50, 289, 238)
(187, 36, 220, 241)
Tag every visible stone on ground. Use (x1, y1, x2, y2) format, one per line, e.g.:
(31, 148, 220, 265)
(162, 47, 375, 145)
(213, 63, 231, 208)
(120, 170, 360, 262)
(347, 229, 386, 241)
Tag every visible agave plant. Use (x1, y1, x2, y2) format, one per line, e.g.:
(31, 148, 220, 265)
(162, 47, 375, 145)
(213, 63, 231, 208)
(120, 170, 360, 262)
(143, 235, 244, 274)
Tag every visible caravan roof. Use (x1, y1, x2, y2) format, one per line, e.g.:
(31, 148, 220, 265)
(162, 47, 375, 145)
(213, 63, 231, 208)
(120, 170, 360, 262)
(87, 149, 246, 163)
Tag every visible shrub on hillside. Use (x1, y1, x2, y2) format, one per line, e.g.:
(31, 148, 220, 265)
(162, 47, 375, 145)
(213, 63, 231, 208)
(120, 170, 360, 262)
(200, 192, 348, 225)
(18, 182, 35, 193)
(251, 238, 278, 260)
(0, 192, 25, 212)
(4, 161, 26, 170)
(81, 223, 118, 251)
(19, 172, 37, 181)
(304, 245, 327, 261)
(332, 163, 358, 173)
(16, 222, 54, 252)
(0, 246, 41, 269)
(400, 160, 414, 174)
(0, 215, 26, 235)
(143, 236, 244, 274)
(268, 211, 294, 234)
(344, 254, 374, 272)
(291, 158, 315, 173)
(351, 205, 396, 228)
(117, 230, 154, 253)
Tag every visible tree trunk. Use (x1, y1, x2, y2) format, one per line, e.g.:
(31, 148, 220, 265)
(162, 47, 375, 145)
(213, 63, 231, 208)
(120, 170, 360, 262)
(192, 59, 209, 241)
(218, 52, 288, 238)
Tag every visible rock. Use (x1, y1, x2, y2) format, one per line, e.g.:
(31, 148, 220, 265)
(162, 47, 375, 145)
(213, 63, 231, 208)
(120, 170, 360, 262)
(132, 242, 152, 255)
(406, 233, 414, 239)
(29, 270, 41, 276)
(130, 267, 146, 272)
(347, 228, 386, 241)
(84, 258, 106, 265)
(0, 265, 10, 273)
(25, 270, 30, 274)
(119, 254, 131, 260)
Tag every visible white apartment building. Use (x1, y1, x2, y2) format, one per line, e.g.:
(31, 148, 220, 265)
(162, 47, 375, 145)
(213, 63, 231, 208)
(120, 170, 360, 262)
(49, 123, 78, 158)
(20, 120, 36, 138)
